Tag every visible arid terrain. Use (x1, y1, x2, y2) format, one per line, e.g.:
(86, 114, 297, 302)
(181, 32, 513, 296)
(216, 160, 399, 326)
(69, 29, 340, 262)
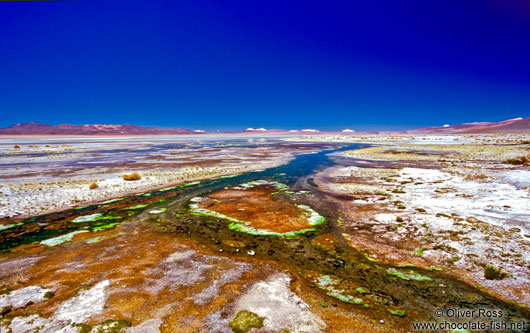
(1, 133, 529, 332)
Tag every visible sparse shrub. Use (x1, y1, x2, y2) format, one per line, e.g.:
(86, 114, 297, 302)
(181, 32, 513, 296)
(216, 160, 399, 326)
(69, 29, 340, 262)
(1, 305, 12, 316)
(89, 183, 98, 189)
(123, 172, 141, 181)
(396, 216, 404, 222)
(43, 291, 54, 299)
(483, 264, 508, 280)
(229, 310, 264, 333)
(13, 145, 20, 149)
(505, 156, 529, 165)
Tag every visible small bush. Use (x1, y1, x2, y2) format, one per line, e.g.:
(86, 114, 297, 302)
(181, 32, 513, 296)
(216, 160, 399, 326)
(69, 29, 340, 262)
(396, 216, 404, 222)
(43, 291, 54, 299)
(505, 157, 529, 165)
(483, 264, 508, 280)
(229, 310, 264, 333)
(1, 305, 12, 316)
(13, 145, 20, 149)
(123, 172, 141, 181)
(89, 183, 98, 189)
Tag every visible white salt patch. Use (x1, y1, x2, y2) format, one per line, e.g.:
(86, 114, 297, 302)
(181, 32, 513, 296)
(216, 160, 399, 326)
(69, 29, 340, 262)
(143, 250, 213, 296)
(8, 314, 48, 333)
(40, 230, 88, 247)
(498, 169, 530, 188)
(54, 280, 110, 323)
(374, 213, 397, 224)
(396, 168, 530, 232)
(0, 285, 53, 309)
(41, 323, 85, 333)
(70, 213, 102, 223)
(164, 250, 195, 263)
(234, 273, 326, 332)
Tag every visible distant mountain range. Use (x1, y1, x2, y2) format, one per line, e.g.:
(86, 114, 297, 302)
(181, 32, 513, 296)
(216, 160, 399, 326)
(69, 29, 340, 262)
(0, 122, 198, 135)
(0, 117, 529, 135)
(403, 117, 530, 134)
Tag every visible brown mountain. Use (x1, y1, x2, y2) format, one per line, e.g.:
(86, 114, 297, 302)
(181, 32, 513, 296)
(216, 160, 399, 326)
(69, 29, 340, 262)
(403, 117, 530, 134)
(0, 122, 199, 135)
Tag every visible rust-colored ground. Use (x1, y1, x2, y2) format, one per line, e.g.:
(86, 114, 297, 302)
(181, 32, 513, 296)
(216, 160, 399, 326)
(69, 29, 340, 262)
(0, 219, 404, 332)
(200, 186, 315, 233)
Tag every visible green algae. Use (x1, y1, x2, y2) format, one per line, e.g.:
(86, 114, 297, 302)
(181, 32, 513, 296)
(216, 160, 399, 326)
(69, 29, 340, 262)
(0, 224, 16, 232)
(228, 222, 319, 237)
(75, 197, 127, 209)
(1, 228, 74, 252)
(325, 291, 364, 305)
(387, 308, 406, 317)
(426, 267, 443, 271)
(387, 268, 433, 281)
(363, 253, 377, 262)
(125, 204, 150, 210)
(231, 180, 289, 191)
(70, 213, 122, 223)
(297, 204, 327, 225)
(157, 181, 201, 193)
(98, 216, 123, 221)
(229, 310, 264, 333)
(355, 287, 369, 294)
(414, 248, 427, 255)
(99, 198, 126, 205)
(302, 272, 371, 306)
(71, 213, 104, 223)
(90, 223, 120, 232)
(40, 230, 88, 247)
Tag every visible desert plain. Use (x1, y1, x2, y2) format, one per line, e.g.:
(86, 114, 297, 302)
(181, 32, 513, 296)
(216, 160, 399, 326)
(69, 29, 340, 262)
(0, 133, 529, 332)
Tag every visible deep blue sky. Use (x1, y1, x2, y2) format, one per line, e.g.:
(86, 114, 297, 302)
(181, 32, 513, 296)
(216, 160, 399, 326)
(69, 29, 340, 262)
(1, 0, 529, 131)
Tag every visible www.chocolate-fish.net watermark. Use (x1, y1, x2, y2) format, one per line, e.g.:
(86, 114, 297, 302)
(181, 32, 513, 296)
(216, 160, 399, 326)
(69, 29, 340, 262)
(412, 308, 528, 331)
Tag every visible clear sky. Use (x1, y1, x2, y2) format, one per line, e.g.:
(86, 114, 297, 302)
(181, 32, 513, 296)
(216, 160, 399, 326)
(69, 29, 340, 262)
(1, 0, 529, 131)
